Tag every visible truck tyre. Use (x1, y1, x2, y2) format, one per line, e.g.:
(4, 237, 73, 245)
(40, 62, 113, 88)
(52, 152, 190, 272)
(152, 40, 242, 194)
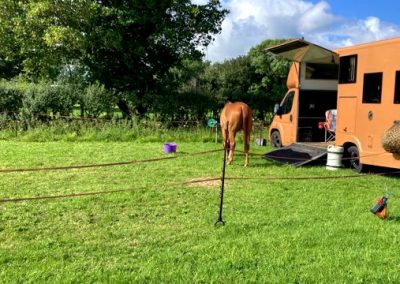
(346, 145, 364, 173)
(271, 130, 282, 148)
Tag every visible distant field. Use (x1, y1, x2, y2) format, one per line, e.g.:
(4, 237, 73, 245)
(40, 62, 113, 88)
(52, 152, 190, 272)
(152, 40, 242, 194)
(1, 140, 400, 282)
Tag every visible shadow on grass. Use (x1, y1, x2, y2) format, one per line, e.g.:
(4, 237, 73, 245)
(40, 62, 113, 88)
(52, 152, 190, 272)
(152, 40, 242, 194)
(249, 161, 280, 168)
(366, 166, 400, 179)
(248, 156, 326, 169)
(386, 215, 400, 222)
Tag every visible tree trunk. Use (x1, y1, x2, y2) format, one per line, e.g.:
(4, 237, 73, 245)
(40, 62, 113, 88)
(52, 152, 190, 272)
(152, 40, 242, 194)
(117, 99, 132, 119)
(134, 103, 147, 118)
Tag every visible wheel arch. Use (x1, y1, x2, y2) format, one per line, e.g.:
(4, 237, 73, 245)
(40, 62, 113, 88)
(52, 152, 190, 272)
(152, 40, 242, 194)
(269, 128, 283, 148)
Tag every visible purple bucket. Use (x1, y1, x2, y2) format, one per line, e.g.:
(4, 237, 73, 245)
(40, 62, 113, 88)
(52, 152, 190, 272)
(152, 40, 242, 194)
(163, 142, 177, 153)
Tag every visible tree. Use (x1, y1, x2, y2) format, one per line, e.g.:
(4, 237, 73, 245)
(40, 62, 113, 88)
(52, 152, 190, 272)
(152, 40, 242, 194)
(198, 39, 290, 121)
(203, 56, 255, 109)
(152, 59, 213, 121)
(0, 0, 25, 79)
(247, 39, 291, 120)
(0, 0, 228, 117)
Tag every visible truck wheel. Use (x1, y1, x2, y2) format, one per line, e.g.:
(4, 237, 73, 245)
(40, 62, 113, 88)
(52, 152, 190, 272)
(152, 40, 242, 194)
(346, 146, 364, 173)
(271, 131, 282, 148)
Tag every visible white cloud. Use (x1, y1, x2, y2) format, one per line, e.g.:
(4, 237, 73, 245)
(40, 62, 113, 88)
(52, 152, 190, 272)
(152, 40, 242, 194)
(191, 0, 209, 4)
(204, 0, 400, 62)
(299, 1, 337, 33)
(335, 17, 399, 46)
(308, 16, 400, 49)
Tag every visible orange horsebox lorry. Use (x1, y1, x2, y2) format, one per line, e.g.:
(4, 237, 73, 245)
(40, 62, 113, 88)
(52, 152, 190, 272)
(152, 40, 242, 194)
(267, 37, 400, 172)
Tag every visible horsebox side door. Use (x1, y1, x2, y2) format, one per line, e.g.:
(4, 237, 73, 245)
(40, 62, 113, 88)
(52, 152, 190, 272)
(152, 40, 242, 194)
(276, 89, 298, 145)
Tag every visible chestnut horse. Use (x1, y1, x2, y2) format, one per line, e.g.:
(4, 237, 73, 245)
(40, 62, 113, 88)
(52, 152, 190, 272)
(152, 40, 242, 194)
(220, 102, 253, 167)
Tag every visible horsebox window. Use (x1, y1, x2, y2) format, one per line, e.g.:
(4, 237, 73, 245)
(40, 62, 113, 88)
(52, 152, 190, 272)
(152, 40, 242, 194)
(305, 63, 338, 80)
(394, 71, 400, 104)
(362, 72, 383, 104)
(339, 55, 357, 83)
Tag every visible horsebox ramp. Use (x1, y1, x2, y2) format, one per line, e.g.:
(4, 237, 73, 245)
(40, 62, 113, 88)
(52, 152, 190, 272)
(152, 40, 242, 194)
(263, 143, 328, 166)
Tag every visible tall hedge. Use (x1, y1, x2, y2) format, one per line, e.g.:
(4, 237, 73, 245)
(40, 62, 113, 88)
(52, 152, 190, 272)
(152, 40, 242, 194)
(22, 82, 79, 117)
(0, 80, 23, 115)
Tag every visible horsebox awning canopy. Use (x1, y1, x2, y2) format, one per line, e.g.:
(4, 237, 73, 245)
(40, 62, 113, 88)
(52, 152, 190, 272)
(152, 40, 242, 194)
(266, 39, 339, 63)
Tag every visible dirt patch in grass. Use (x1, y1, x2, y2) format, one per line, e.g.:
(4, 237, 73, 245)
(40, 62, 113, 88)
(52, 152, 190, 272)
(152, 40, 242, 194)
(183, 177, 221, 187)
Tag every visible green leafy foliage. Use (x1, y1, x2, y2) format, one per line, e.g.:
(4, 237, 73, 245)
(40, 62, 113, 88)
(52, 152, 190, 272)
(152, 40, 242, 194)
(22, 81, 78, 116)
(198, 41, 290, 120)
(247, 39, 291, 119)
(203, 56, 255, 108)
(0, 0, 228, 116)
(0, 0, 290, 122)
(153, 59, 214, 121)
(0, 80, 23, 114)
(82, 82, 115, 118)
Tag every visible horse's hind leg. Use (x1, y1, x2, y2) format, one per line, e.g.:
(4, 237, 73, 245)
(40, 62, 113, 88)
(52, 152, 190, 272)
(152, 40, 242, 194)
(243, 132, 250, 167)
(244, 143, 249, 167)
(227, 132, 236, 165)
(243, 110, 253, 167)
(221, 128, 227, 149)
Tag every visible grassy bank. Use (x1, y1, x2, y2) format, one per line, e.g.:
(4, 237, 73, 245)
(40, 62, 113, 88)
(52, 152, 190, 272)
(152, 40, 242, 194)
(1, 140, 400, 282)
(0, 119, 224, 143)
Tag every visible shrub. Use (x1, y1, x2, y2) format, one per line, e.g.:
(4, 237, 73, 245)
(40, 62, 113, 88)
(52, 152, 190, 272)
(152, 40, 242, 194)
(0, 80, 23, 115)
(82, 82, 115, 118)
(22, 81, 78, 117)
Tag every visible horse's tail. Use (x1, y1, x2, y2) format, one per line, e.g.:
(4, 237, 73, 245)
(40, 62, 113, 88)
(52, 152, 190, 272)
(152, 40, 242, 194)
(241, 105, 253, 134)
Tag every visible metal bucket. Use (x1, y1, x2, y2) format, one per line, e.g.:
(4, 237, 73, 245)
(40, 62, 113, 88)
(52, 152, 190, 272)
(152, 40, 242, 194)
(326, 145, 344, 170)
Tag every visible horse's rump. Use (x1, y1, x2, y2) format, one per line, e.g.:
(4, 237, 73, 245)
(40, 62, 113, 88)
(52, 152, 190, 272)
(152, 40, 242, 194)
(220, 102, 252, 131)
(220, 101, 253, 166)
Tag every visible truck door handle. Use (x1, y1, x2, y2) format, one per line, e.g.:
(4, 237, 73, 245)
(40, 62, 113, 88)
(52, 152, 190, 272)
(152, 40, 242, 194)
(290, 114, 293, 122)
(368, 111, 373, 120)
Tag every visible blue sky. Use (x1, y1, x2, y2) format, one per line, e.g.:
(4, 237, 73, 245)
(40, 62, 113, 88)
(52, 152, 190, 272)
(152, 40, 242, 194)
(315, 0, 400, 25)
(195, 0, 400, 62)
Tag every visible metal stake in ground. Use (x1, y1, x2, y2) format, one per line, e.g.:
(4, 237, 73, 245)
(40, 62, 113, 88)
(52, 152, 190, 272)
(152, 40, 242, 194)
(215, 122, 229, 226)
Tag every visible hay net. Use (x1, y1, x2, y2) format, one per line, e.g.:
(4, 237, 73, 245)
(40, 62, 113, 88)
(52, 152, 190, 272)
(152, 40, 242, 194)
(382, 121, 400, 153)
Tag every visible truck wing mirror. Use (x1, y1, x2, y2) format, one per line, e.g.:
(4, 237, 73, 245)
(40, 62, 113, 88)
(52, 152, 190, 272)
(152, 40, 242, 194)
(274, 103, 282, 115)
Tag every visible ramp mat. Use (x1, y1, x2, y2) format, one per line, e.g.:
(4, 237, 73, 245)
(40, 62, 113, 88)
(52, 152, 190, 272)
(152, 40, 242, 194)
(264, 143, 328, 166)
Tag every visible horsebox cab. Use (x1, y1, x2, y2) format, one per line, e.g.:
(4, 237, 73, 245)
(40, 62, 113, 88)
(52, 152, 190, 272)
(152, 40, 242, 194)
(266, 37, 400, 172)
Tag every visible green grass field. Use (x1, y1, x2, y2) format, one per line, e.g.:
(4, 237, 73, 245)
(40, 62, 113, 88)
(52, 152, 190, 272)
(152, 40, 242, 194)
(1, 140, 400, 283)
